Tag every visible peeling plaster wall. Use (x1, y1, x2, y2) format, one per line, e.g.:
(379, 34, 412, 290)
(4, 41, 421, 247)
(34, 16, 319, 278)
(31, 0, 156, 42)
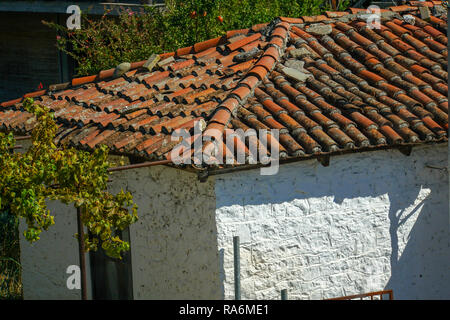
(17, 142, 448, 300)
(215, 144, 449, 300)
(18, 154, 220, 299)
(108, 165, 221, 299)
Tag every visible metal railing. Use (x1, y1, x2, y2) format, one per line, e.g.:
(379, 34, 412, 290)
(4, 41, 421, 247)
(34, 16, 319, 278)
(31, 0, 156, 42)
(326, 290, 394, 300)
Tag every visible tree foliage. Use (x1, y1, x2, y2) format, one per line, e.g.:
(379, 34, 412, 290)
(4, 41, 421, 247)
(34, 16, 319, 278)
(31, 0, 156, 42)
(0, 98, 138, 259)
(43, 0, 349, 76)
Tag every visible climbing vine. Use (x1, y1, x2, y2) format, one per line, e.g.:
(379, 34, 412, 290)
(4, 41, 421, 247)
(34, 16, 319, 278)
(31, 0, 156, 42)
(0, 98, 137, 259)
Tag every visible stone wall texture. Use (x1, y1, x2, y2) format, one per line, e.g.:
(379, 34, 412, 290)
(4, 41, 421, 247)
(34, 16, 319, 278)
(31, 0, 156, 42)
(215, 144, 449, 300)
(18, 142, 448, 300)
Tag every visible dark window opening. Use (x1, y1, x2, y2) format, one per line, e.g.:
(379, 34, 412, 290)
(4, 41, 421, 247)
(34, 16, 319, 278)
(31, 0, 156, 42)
(89, 228, 133, 300)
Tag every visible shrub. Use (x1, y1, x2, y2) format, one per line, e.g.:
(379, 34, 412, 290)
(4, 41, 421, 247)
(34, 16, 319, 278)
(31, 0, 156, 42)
(43, 0, 349, 76)
(0, 211, 22, 300)
(0, 99, 138, 260)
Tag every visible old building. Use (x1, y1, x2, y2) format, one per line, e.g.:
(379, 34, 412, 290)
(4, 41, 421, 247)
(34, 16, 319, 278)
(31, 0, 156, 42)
(0, 1, 448, 299)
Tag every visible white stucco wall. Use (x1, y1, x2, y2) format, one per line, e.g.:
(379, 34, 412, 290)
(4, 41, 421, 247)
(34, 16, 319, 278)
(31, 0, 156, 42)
(215, 143, 449, 300)
(17, 140, 448, 300)
(19, 200, 92, 300)
(108, 165, 221, 299)
(19, 164, 221, 300)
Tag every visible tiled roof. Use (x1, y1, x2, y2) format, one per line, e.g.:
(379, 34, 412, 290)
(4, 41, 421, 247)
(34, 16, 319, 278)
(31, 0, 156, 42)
(0, 1, 448, 170)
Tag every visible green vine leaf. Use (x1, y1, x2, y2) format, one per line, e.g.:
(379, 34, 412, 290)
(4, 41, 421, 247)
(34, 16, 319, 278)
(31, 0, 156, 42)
(0, 98, 138, 259)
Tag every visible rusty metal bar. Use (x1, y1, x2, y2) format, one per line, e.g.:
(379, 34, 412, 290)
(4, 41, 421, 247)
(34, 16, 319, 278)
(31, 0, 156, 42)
(14, 135, 31, 141)
(388, 290, 393, 300)
(233, 236, 241, 300)
(326, 289, 394, 300)
(76, 207, 88, 300)
(107, 159, 172, 172)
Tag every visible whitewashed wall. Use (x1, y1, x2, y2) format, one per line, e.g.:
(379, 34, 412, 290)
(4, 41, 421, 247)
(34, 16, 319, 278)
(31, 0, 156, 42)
(215, 143, 449, 300)
(108, 165, 221, 299)
(18, 142, 221, 299)
(19, 200, 93, 300)
(18, 141, 448, 300)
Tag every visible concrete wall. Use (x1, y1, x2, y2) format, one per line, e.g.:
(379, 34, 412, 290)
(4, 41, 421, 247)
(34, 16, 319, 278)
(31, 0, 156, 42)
(17, 141, 221, 299)
(108, 165, 222, 299)
(19, 163, 221, 300)
(18, 141, 448, 300)
(215, 143, 449, 300)
(19, 200, 93, 300)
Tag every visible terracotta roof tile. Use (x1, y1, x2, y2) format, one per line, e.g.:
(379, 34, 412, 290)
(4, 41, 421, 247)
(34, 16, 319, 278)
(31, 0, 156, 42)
(239, 75, 259, 90)
(349, 8, 366, 14)
(248, 65, 269, 81)
(325, 11, 350, 18)
(226, 33, 261, 52)
(169, 59, 196, 72)
(389, 5, 418, 12)
(301, 15, 330, 23)
(193, 36, 225, 53)
(210, 108, 231, 125)
(280, 17, 304, 24)
(175, 45, 193, 58)
(1, 2, 447, 168)
(251, 23, 269, 33)
(255, 55, 276, 72)
(226, 28, 250, 39)
(269, 36, 285, 48)
(272, 26, 289, 39)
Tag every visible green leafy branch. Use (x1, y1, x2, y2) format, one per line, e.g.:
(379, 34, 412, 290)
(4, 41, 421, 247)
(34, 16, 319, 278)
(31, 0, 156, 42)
(42, 0, 348, 77)
(0, 98, 138, 259)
